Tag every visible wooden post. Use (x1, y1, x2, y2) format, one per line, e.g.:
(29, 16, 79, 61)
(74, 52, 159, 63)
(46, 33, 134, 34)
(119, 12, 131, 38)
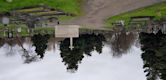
(147, 20, 153, 33)
(3, 30, 6, 37)
(69, 37, 74, 50)
(163, 23, 166, 34)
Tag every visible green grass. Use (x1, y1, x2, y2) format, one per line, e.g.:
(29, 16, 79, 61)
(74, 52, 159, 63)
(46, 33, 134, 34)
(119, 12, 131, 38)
(0, 24, 29, 37)
(0, 0, 82, 15)
(106, 2, 166, 29)
(0, 0, 83, 37)
(0, 24, 55, 37)
(33, 27, 55, 34)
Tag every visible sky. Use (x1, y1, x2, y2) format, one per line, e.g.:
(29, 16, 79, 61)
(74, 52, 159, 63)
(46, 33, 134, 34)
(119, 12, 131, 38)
(0, 44, 146, 80)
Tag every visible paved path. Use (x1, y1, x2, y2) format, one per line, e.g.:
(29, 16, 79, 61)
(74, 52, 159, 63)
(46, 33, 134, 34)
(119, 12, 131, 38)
(62, 0, 164, 29)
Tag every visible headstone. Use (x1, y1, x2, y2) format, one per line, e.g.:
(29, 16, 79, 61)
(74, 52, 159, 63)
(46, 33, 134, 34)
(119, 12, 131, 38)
(2, 16, 9, 25)
(6, 0, 13, 3)
(3, 31, 6, 37)
(17, 27, 22, 32)
(119, 20, 125, 26)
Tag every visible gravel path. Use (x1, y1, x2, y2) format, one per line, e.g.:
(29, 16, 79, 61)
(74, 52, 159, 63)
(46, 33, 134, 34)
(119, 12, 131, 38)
(63, 0, 164, 29)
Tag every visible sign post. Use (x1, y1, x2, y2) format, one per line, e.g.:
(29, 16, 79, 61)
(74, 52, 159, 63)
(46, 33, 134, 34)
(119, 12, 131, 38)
(55, 25, 80, 50)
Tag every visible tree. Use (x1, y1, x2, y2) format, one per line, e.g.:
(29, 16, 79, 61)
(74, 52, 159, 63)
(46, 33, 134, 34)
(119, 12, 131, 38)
(31, 34, 50, 58)
(0, 38, 5, 48)
(110, 31, 137, 57)
(139, 30, 166, 80)
(60, 34, 105, 72)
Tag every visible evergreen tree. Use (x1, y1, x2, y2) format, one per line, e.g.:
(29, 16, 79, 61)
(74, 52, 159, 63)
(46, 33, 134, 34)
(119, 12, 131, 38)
(139, 30, 166, 80)
(60, 34, 105, 72)
(31, 34, 50, 58)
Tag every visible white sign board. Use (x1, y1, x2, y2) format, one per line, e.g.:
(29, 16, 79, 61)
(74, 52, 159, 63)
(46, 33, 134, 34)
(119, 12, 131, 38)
(55, 25, 80, 38)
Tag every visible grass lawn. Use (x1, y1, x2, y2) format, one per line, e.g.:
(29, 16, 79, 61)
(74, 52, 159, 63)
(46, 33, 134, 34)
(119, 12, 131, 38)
(33, 27, 55, 35)
(0, 0, 83, 37)
(0, 24, 55, 37)
(0, 0, 82, 15)
(106, 2, 166, 29)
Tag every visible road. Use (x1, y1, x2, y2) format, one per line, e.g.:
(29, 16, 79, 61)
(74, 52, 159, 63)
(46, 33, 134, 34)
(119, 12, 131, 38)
(62, 0, 164, 29)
